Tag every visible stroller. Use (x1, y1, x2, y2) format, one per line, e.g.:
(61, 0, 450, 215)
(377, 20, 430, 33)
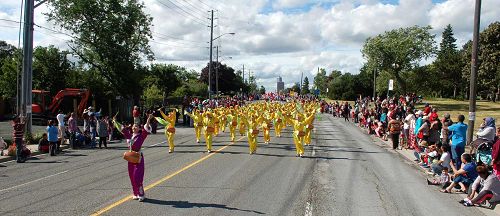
(471, 138, 493, 166)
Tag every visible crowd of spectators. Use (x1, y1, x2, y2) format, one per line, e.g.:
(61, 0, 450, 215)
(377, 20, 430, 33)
(320, 94, 500, 208)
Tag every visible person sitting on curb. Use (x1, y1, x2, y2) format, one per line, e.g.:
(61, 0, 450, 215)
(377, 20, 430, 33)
(427, 166, 451, 189)
(461, 165, 500, 207)
(441, 153, 478, 193)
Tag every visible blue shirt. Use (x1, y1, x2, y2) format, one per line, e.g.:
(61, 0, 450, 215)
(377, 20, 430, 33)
(448, 122, 468, 147)
(47, 126, 59, 142)
(463, 162, 478, 181)
(380, 113, 387, 123)
(414, 117, 422, 134)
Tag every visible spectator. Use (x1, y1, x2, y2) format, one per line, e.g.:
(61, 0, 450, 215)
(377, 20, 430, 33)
(11, 115, 26, 163)
(442, 153, 478, 193)
(38, 133, 50, 153)
(418, 116, 430, 143)
(68, 112, 77, 148)
(492, 128, 500, 178)
(476, 117, 496, 142)
(97, 117, 109, 149)
(133, 106, 140, 125)
(56, 110, 66, 146)
(462, 165, 500, 207)
(403, 109, 415, 149)
(431, 144, 452, 175)
(427, 166, 451, 189)
(89, 114, 97, 148)
(388, 116, 402, 149)
(47, 120, 59, 156)
(448, 114, 468, 168)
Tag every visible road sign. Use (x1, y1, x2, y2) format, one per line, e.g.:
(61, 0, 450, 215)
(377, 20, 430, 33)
(388, 79, 394, 91)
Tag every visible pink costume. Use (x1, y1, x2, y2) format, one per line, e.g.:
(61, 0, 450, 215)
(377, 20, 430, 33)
(122, 125, 150, 197)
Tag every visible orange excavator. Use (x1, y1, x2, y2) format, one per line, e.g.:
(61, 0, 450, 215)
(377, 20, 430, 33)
(32, 88, 90, 120)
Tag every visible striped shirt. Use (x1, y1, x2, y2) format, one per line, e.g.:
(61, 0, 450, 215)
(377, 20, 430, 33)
(11, 121, 25, 140)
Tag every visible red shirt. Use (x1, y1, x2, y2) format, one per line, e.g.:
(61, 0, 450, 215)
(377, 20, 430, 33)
(133, 109, 140, 118)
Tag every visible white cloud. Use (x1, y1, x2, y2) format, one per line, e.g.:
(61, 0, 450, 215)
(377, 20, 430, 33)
(1, 0, 499, 92)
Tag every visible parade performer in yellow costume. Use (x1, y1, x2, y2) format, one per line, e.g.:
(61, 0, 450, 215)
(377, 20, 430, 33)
(202, 110, 216, 153)
(213, 111, 220, 136)
(185, 109, 203, 143)
(219, 109, 227, 133)
(156, 109, 177, 153)
(226, 109, 239, 142)
(286, 111, 315, 157)
(261, 112, 272, 144)
(274, 110, 284, 137)
(238, 112, 247, 136)
(244, 112, 261, 154)
(304, 107, 317, 146)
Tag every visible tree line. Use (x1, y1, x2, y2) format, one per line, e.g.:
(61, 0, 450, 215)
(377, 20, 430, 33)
(0, 0, 255, 113)
(315, 22, 500, 101)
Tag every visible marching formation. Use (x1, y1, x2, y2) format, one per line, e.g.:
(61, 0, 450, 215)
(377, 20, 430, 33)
(111, 100, 320, 201)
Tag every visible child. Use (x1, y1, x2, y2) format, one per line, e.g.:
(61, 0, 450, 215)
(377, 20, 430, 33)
(38, 133, 50, 153)
(427, 167, 451, 189)
(0, 137, 7, 156)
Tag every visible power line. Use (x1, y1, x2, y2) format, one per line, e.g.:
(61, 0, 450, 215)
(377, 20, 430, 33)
(152, 31, 205, 44)
(173, 0, 209, 19)
(0, 24, 19, 29)
(195, 0, 214, 10)
(150, 39, 206, 49)
(165, 0, 208, 23)
(155, 0, 208, 26)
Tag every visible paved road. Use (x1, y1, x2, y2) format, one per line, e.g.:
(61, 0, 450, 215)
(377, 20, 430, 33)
(0, 115, 492, 216)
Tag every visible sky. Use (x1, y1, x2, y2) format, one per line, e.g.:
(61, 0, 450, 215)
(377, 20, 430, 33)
(1, 0, 499, 92)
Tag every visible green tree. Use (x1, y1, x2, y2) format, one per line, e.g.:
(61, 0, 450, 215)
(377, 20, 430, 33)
(143, 84, 163, 108)
(46, 0, 154, 97)
(200, 62, 248, 94)
(461, 22, 500, 101)
(362, 25, 436, 93)
(314, 68, 327, 96)
(0, 41, 19, 99)
(291, 82, 300, 93)
(434, 24, 463, 98)
(302, 76, 310, 94)
(0, 57, 19, 99)
(32, 46, 73, 95)
(259, 85, 266, 94)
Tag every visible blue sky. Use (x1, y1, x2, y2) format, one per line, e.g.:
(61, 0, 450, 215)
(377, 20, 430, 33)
(0, 0, 499, 91)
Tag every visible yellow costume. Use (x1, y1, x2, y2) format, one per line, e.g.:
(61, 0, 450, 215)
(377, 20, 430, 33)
(185, 109, 203, 143)
(159, 109, 177, 153)
(227, 110, 238, 142)
(286, 112, 315, 157)
(202, 111, 216, 152)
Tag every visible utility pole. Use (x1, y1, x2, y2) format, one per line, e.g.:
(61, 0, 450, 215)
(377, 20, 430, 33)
(242, 64, 245, 83)
(373, 68, 376, 100)
(21, 0, 35, 134)
(300, 71, 304, 95)
(215, 45, 219, 98)
(208, 10, 214, 99)
(466, 0, 482, 145)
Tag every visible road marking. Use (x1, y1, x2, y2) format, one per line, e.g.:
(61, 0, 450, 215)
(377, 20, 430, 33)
(91, 136, 245, 216)
(305, 201, 313, 216)
(0, 170, 69, 193)
(149, 141, 167, 147)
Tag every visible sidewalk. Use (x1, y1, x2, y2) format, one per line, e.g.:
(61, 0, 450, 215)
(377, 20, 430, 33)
(0, 143, 70, 163)
(353, 122, 500, 215)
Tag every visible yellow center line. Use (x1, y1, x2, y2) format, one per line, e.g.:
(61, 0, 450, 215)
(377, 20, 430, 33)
(91, 136, 245, 216)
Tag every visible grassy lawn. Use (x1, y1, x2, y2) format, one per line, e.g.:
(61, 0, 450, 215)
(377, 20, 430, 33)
(323, 98, 499, 130)
(420, 98, 500, 130)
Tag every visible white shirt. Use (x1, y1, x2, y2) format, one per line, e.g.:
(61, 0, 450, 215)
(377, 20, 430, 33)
(404, 114, 414, 129)
(440, 152, 451, 169)
(56, 114, 66, 126)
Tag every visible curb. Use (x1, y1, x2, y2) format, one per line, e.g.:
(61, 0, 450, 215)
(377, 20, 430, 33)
(0, 144, 71, 163)
(353, 122, 500, 215)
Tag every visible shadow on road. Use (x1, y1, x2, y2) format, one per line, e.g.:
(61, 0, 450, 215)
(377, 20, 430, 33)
(142, 199, 265, 214)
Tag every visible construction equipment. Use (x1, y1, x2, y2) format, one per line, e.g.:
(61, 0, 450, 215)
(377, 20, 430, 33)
(32, 88, 90, 122)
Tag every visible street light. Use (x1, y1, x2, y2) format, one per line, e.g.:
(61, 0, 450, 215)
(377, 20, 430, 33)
(208, 32, 235, 99)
